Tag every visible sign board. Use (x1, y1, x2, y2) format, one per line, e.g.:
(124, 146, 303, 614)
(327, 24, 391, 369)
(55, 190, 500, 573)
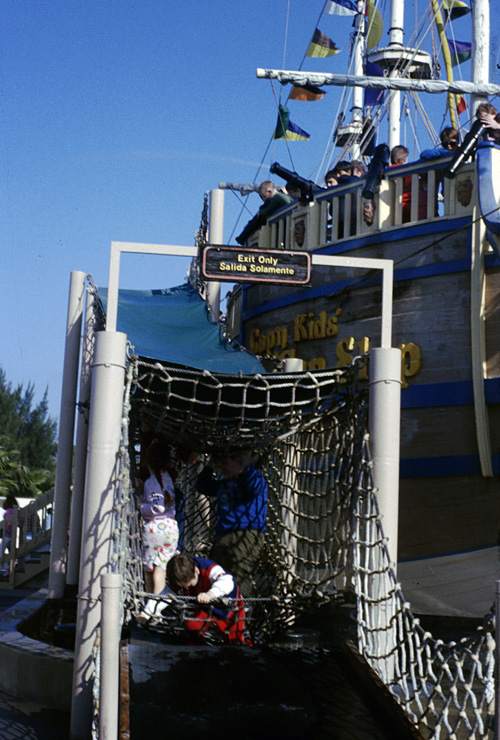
(202, 245, 311, 285)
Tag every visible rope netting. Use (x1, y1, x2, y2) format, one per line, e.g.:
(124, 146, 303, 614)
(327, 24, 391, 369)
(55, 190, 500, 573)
(110, 352, 497, 739)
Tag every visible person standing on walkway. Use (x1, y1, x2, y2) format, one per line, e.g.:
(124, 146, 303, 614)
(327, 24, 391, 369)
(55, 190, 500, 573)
(196, 450, 267, 597)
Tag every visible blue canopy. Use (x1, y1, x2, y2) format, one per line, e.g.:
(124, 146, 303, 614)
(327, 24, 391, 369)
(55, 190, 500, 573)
(98, 284, 267, 374)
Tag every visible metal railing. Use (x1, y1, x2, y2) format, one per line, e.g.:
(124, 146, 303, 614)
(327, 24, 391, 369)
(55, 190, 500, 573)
(0, 489, 54, 588)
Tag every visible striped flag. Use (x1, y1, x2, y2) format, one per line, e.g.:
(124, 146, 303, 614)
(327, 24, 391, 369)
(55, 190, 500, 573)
(289, 83, 326, 101)
(323, 0, 357, 16)
(306, 28, 341, 58)
(447, 38, 472, 67)
(273, 105, 310, 141)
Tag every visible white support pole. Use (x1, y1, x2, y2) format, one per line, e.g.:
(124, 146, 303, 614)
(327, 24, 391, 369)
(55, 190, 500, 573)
(283, 358, 304, 372)
(470, 0, 490, 115)
(206, 189, 224, 321)
(99, 573, 121, 740)
(368, 347, 402, 568)
(67, 287, 96, 587)
(70, 330, 127, 740)
(49, 271, 86, 600)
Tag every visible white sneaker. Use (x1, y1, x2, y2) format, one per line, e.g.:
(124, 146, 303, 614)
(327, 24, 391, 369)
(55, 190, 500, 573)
(135, 596, 172, 625)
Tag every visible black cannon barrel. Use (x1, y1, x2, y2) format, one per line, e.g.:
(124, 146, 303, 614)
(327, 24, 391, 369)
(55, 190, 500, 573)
(444, 120, 484, 179)
(361, 144, 390, 200)
(270, 162, 320, 200)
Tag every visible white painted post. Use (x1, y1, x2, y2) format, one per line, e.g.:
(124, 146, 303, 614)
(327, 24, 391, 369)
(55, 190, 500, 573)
(368, 347, 401, 683)
(70, 330, 127, 740)
(49, 271, 86, 599)
(99, 573, 121, 740)
(283, 358, 304, 372)
(206, 189, 224, 321)
(67, 287, 96, 588)
(368, 347, 402, 568)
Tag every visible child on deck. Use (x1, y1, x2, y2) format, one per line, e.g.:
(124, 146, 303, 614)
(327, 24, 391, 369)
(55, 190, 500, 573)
(166, 553, 245, 644)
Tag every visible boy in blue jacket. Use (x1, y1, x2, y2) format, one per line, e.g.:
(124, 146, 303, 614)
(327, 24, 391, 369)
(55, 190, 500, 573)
(196, 450, 268, 597)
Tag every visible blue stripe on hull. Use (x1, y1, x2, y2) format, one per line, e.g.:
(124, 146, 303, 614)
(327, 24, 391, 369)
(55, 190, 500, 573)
(402, 378, 500, 407)
(401, 454, 500, 477)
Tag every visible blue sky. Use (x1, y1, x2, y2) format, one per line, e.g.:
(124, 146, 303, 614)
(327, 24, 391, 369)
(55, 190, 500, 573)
(0, 0, 489, 421)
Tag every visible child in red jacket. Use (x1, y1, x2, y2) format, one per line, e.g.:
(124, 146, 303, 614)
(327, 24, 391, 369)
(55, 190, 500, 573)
(166, 553, 245, 644)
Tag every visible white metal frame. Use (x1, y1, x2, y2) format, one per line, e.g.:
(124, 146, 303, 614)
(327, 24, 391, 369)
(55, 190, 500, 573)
(107, 242, 395, 348)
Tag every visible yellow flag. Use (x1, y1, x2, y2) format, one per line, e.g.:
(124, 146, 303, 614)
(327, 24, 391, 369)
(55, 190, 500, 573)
(366, 0, 383, 51)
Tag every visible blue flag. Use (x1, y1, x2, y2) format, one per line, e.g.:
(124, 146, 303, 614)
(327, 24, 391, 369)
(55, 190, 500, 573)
(364, 61, 386, 108)
(323, 0, 357, 16)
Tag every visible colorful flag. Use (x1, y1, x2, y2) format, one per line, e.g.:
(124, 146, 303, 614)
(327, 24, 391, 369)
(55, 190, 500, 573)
(447, 38, 472, 67)
(456, 95, 468, 115)
(323, 0, 357, 17)
(306, 28, 341, 58)
(364, 61, 386, 108)
(442, 0, 471, 20)
(290, 82, 326, 101)
(273, 105, 310, 141)
(366, 0, 383, 51)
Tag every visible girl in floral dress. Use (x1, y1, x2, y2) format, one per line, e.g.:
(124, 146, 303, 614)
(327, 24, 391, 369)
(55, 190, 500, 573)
(140, 439, 179, 594)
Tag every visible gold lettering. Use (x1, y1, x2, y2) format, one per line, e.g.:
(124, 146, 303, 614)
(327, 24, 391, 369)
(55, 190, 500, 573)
(274, 327, 288, 351)
(335, 337, 355, 367)
(293, 314, 309, 342)
(399, 342, 422, 389)
(311, 311, 328, 339)
(356, 337, 370, 380)
(327, 308, 343, 337)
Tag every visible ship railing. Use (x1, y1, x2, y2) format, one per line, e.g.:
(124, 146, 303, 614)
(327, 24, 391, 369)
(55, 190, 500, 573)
(248, 156, 477, 252)
(0, 489, 54, 587)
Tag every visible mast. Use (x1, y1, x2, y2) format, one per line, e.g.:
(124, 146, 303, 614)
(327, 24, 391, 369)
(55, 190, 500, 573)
(334, 2, 365, 156)
(387, 0, 404, 150)
(470, 0, 490, 116)
(351, 1, 365, 159)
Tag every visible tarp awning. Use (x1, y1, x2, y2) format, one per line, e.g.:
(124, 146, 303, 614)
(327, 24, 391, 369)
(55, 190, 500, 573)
(97, 284, 267, 375)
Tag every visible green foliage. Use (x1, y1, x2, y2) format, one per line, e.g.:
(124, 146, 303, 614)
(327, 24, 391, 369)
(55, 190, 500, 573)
(0, 367, 57, 497)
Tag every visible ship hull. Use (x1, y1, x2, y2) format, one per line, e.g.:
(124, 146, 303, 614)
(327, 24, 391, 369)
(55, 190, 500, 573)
(231, 209, 500, 615)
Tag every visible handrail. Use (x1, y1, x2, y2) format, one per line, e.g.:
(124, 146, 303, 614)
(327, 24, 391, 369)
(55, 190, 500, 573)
(249, 157, 477, 252)
(0, 489, 54, 587)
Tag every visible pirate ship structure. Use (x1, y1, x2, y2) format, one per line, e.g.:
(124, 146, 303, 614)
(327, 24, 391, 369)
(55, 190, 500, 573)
(19, 0, 500, 738)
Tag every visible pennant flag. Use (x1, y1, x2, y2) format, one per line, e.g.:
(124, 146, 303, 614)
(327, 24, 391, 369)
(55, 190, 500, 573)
(290, 82, 326, 101)
(442, 0, 471, 20)
(364, 61, 386, 108)
(456, 95, 468, 115)
(323, 0, 357, 17)
(447, 38, 472, 67)
(273, 105, 310, 141)
(366, 0, 383, 51)
(306, 28, 341, 58)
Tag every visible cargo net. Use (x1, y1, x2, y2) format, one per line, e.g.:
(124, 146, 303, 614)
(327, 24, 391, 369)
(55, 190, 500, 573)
(112, 354, 496, 740)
